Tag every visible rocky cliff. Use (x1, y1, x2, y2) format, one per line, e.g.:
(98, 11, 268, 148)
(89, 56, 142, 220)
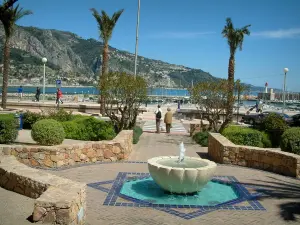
(0, 25, 218, 87)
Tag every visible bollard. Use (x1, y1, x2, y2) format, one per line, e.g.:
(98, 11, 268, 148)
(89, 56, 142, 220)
(14, 113, 23, 130)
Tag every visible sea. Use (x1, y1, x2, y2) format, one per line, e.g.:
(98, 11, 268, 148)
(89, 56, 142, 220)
(1, 86, 260, 97)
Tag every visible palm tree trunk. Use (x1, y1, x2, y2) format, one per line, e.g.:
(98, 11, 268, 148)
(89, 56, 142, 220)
(1, 37, 11, 109)
(220, 54, 235, 132)
(100, 43, 109, 114)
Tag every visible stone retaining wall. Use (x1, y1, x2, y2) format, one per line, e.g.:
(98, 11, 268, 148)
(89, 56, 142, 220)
(0, 155, 86, 224)
(208, 133, 300, 178)
(0, 130, 133, 169)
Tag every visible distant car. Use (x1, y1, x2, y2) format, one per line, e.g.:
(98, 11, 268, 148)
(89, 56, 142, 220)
(291, 114, 300, 127)
(241, 111, 293, 125)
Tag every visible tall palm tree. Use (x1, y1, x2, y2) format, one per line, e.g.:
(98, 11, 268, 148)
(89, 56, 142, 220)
(220, 18, 251, 131)
(0, 0, 18, 15)
(0, 1, 32, 109)
(90, 8, 124, 114)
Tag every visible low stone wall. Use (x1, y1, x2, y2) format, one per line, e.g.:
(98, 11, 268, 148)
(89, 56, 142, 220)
(208, 133, 300, 178)
(0, 130, 133, 169)
(0, 155, 86, 224)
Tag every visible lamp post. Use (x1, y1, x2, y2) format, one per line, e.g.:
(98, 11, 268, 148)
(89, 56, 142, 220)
(282, 67, 289, 113)
(134, 0, 141, 78)
(42, 57, 47, 102)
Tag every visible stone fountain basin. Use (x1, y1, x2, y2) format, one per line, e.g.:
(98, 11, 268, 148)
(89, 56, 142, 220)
(148, 156, 217, 194)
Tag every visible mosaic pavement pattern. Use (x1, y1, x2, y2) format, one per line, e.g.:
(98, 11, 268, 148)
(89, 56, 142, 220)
(88, 172, 266, 220)
(142, 121, 188, 134)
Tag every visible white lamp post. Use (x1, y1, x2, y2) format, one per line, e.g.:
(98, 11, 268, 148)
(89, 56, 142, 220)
(134, 0, 141, 78)
(282, 67, 289, 113)
(42, 57, 47, 102)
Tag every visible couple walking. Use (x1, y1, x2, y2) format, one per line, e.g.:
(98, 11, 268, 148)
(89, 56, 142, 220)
(155, 105, 173, 134)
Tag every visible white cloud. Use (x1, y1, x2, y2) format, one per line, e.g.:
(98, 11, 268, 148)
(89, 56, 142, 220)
(252, 28, 300, 38)
(147, 31, 215, 39)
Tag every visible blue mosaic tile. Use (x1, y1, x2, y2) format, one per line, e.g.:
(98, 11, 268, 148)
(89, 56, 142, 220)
(87, 172, 267, 219)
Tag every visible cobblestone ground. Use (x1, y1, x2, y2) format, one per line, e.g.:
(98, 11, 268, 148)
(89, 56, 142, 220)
(42, 133, 299, 225)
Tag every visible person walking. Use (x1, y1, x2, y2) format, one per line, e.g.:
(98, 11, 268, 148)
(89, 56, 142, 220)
(17, 85, 23, 102)
(56, 88, 63, 104)
(35, 87, 41, 102)
(154, 105, 162, 133)
(164, 107, 173, 134)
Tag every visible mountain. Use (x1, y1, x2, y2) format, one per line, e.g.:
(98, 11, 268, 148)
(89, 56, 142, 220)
(0, 25, 219, 88)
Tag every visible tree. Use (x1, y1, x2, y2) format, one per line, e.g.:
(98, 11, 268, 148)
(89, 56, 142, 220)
(189, 80, 229, 132)
(102, 72, 147, 133)
(90, 8, 124, 114)
(0, 0, 17, 15)
(234, 79, 250, 122)
(0, 1, 32, 109)
(220, 18, 251, 132)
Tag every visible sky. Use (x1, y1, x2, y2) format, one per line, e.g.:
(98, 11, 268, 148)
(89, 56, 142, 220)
(15, 0, 300, 91)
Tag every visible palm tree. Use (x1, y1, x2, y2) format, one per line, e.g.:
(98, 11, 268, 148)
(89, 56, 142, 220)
(90, 8, 124, 114)
(220, 18, 251, 131)
(0, 1, 32, 109)
(0, 0, 18, 15)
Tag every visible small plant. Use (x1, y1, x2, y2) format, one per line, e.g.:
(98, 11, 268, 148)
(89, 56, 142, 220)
(222, 126, 269, 148)
(193, 131, 209, 147)
(262, 113, 288, 147)
(23, 111, 46, 129)
(46, 108, 73, 122)
(280, 128, 300, 155)
(261, 132, 272, 148)
(31, 119, 65, 146)
(0, 114, 18, 144)
(61, 117, 116, 141)
(133, 126, 143, 144)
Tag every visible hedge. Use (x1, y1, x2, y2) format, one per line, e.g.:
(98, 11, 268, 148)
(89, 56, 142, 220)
(222, 126, 271, 148)
(0, 114, 18, 144)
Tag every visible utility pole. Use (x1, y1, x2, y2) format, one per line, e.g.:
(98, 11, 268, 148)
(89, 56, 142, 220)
(134, 0, 141, 79)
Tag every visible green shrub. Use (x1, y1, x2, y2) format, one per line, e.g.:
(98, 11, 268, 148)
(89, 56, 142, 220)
(31, 119, 65, 146)
(133, 126, 143, 144)
(23, 111, 46, 129)
(280, 128, 300, 155)
(262, 113, 288, 147)
(261, 132, 272, 148)
(0, 114, 18, 144)
(61, 121, 89, 140)
(61, 117, 116, 141)
(46, 108, 73, 122)
(81, 117, 116, 141)
(193, 131, 209, 147)
(222, 126, 265, 148)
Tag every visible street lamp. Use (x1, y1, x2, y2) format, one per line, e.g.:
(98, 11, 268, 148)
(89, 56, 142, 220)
(282, 67, 289, 113)
(134, 0, 141, 78)
(42, 57, 47, 102)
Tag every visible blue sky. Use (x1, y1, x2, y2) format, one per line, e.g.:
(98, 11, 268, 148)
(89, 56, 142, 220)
(16, 0, 300, 90)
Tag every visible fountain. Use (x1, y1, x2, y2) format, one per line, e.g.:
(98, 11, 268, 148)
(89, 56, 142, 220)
(118, 142, 241, 209)
(147, 142, 217, 194)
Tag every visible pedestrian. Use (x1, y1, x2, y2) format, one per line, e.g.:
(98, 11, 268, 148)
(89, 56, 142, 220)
(17, 85, 23, 102)
(164, 107, 173, 134)
(56, 88, 63, 104)
(154, 105, 162, 133)
(35, 87, 41, 102)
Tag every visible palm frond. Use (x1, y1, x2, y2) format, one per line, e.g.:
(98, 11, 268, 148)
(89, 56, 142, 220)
(0, 3, 32, 37)
(222, 18, 251, 54)
(90, 8, 124, 43)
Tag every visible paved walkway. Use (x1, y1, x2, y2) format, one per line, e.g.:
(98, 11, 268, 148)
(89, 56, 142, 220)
(0, 132, 300, 224)
(44, 133, 299, 225)
(142, 120, 189, 135)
